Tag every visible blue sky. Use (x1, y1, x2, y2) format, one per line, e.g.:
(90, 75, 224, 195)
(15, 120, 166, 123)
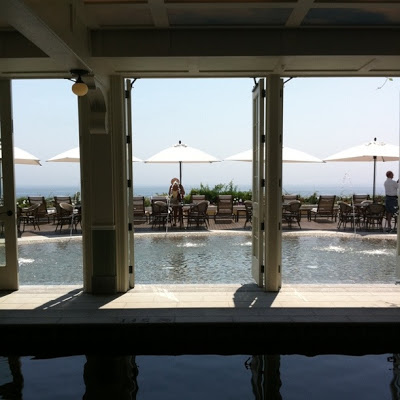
(11, 77, 400, 195)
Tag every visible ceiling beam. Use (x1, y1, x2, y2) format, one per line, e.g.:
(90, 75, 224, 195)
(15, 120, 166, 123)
(0, 0, 93, 72)
(91, 28, 400, 57)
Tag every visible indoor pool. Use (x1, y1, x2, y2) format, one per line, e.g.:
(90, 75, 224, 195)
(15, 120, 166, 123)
(0, 353, 398, 399)
(17, 233, 398, 285)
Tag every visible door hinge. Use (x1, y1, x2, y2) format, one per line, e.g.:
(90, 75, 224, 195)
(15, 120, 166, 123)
(126, 135, 131, 144)
(127, 179, 131, 188)
(262, 89, 266, 97)
(261, 222, 265, 231)
(125, 90, 130, 99)
(261, 134, 266, 143)
(128, 222, 132, 231)
(261, 265, 265, 273)
(129, 265, 133, 274)
(261, 178, 265, 187)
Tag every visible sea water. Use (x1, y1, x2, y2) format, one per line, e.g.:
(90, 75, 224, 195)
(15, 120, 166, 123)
(15, 183, 382, 199)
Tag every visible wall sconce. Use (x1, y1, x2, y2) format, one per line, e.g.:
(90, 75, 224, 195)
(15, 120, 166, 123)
(70, 69, 89, 96)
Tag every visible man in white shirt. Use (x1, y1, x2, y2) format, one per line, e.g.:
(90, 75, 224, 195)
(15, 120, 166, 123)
(384, 170, 399, 232)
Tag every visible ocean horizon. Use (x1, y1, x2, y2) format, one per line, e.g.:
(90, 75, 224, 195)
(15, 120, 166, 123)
(15, 183, 384, 199)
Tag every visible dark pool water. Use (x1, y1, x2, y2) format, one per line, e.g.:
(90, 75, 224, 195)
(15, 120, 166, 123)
(11, 236, 400, 398)
(17, 234, 397, 285)
(0, 353, 397, 399)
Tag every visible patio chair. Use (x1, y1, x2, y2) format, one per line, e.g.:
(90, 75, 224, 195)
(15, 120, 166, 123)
(150, 197, 168, 224)
(282, 194, 298, 204)
(310, 195, 337, 221)
(20, 203, 41, 232)
(133, 196, 147, 222)
(337, 201, 359, 230)
(364, 203, 386, 231)
(352, 194, 370, 206)
(214, 195, 234, 222)
(282, 200, 302, 229)
(244, 200, 252, 228)
(28, 196, 52, 223)
(190, 194, 206, 204)
(53, 196, 72, 224)
(55, 202, 81, 233)
(151, 201, 169, 229)
(187, 200, 209, 228)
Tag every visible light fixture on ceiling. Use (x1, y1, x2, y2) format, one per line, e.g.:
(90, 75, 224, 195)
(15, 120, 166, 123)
(70, 69, 89, 96)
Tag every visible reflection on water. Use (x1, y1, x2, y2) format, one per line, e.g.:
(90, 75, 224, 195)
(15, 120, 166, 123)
(17, 235, 397, 285)
(83, 356, 138, 399)
(0, 356, 23, 399)
(0, 353, 397, 399)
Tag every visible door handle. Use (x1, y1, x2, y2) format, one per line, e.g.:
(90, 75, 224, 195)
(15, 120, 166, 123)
(0, 210, 13, 216)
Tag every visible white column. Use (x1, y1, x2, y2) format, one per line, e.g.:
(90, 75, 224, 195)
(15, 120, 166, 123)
(79, 75, 128, 293)
(264, 75, 283, 292)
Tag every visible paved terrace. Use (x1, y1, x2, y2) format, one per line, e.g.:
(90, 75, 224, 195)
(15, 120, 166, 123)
(1, 215, 399, 357)
(17, 210, 396, 238)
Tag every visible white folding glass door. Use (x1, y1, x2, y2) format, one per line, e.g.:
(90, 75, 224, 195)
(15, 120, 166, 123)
(251, 79, 265, 287)
(0, 80, 19, 290)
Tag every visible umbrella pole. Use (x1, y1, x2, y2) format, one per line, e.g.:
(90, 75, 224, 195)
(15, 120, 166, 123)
(373, 156, 376, 201)
(179, 161, 182, 185)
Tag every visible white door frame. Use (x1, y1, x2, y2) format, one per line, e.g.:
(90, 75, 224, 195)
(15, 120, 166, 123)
(0, 79, 19, 290)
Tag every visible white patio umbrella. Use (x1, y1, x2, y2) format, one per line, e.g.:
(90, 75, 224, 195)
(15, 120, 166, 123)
(0, 146, 41, 166)
(144, 140, 220, 184)
(224, 146, 324, 163)
(47, 147, 142, 163)
(323, 138, 400, 199)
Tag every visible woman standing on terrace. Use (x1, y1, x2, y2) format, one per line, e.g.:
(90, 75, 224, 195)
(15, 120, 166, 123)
(168, 178, 185, 226)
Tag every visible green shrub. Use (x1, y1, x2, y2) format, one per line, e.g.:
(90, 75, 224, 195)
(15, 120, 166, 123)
(188, 181, 252, 204)
(16, 197, 28, 207)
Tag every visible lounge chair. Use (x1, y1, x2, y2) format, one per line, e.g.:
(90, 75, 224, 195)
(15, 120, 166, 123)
(214, 195, 234, 222)
(28, 196, 51, 223)
(133, 196, 147, 222)
(244, 200, 252, 228)
(187, 200, 209, 228)
(282, 200, 301, 228)
(310, 195, 337, 221)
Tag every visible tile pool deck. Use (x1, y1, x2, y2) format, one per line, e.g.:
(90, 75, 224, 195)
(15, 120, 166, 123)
(1, 218, 400, 356)
(2, 283, 400, 356)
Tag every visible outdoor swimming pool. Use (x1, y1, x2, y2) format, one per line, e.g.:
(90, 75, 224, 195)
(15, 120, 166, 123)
(17, 233, 398, 285)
